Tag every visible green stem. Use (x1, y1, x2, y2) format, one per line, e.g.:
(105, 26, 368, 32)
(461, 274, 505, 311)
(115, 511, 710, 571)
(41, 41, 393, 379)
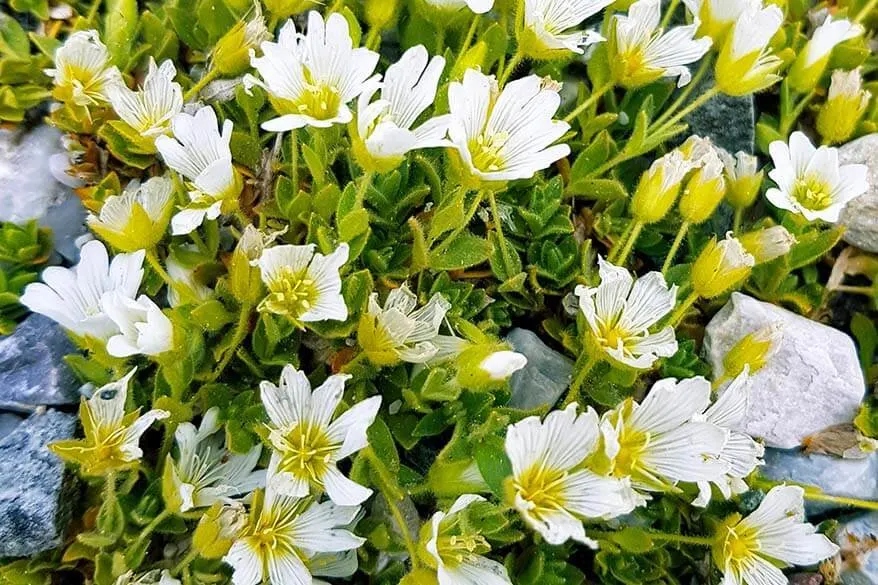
(649, 531, 715, 546)
(487, 190, 516, 276)
(779, 90, 817, 137)
(86, 0, 102, 22)
(498, 52, 524, 87)
(614, 221, 644, 266)
(363, 448, 420, 568)
(669, 291, 699, 326)
(804, 493, 878, 511)
(183, 68, 221, 102)
(854, 0, 877, 23)
(172, 548, 200, 577)
(327, 0, 345, 13)
(365, 26, 382, 51)
(209, 303, 253, 383)
(289, 129, 299, 192)
(563, 82, 615, 124)
(652, 56, 713, 129)
(733, 208, 744, 233)
(357, 171, 374, 204)
(659, 0, 681, 28)
(662, 221, 690, 275)
(452, 14, 481, 72)
(562, 351, 600, 407)
(433, 190, 484, 254)
(130, 509, 171, 559)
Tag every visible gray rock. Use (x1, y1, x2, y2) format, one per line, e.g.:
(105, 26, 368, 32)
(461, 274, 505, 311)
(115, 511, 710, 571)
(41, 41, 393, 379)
(0, 313, 80, 412)
(760, 448, 878, 516)
(0, 125, 88, 262)
(704, 293, 865, 449)
(838, 134, 878, 253)
(0, 413, 23, 441)
(684, 71, 755, 156)
(505, 328, 574, 410)
(788, 575, 823, 585)
(0, 408, 78, 557)
(834, 511, 878, 585)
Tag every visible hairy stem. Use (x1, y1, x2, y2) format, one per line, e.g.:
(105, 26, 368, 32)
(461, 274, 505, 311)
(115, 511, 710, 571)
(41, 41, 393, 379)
(183, 68, 221, 102)
(662, 221, 690, 274)
(669, 291, 699, 326)
(563, 81, 615, 124)
(562, 351, 600, 407)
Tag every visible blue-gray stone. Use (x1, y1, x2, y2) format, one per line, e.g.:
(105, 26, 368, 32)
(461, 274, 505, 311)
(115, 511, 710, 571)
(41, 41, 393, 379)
(834, 511, 878, 585)
(683, 71, 756, 156)
(0, 408, 78, 557)
(0, 413, 23, 441)
(506, 328, 574, 410)
(0, 313, 80, 412)
(760, 448, 878, 516)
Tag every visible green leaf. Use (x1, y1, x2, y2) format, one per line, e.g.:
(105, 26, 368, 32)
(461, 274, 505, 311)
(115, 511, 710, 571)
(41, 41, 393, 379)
(566, 178, 627, 201)
(429, 190, 465, 241)
(0, 14, 29, 59)
(429, 233, 492, 271)
(787, 226, 844, 270)
(104, 0, 138, 67)
(473, 435, 512, 498)
(190, 299, 236, 332)
(367, 416, 400, 474)
(609, 527, 655, 553)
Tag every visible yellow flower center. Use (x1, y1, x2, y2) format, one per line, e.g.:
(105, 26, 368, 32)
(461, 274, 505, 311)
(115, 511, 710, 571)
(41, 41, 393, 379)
(613, 427, 648, 478)
(469, 131, 509, 173)
(436, 534, 490, 568)
(263, 267, 319, 320)
(276, 422, 338, 485)
(515, 465, 568, 516)
(792, 175, 833, 211)
(721, 525, 758, 564)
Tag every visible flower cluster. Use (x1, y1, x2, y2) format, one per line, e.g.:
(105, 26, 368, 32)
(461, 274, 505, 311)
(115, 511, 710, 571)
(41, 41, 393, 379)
(6, 0, 872, 584)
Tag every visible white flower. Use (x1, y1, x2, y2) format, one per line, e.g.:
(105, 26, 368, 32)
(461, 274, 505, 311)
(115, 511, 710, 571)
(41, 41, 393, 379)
(87, 176, 175, 252)
(46, 30, 120, 106)
(426, 495, 513, 585)
(479, 350, 528, 380)
(827, 67, 871, 104)
(49, 369, 169, 476)
(165, 408, 264, 513)
(719, 149, 759, 182)
(715, 4, 784, 96)
(155, 106, 242, 235)
(244, 11, 379, 132)
(574, 257, 678, 369)
(107, 59, 183, 138)
(255, 243, 349, 324)
(713, 485, 839, 585)
(20, 240, 144, 341)
(260, 364, 381, 505)
(421, 0, 494, 14)
(448, 69, 570, 182)
(610, 0, 712, 88)
(505, 404, 638, 546)
(600, 377, 730, 494)
(766, 131, 869, 223)
(803, 16, 864, 68)
(521, 0, 614, 56)
(101, 291, 175, 357)
(355, 45, 449, 171)
(738, 225, 796, 264)
(224, 459, 366, 585)
(360, 285, 453, 365)
(692, 370, 764, 507)
(682, 0, 759, 39)
(166, 253, 214, 307)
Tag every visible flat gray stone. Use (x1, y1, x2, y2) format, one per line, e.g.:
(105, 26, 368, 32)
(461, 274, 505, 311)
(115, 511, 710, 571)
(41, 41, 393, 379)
(506, 328, 573, 410)
(0, 408, 78, 557)
(0, 313, 80, 412)
(0, 125, 88, 262)
(0, 413, 23, 441)
(684, 71, 755, 156)
(838, 134, 878, 253)
(704, 293, 865, 449)
(834, 511, 878, 585)
(760, 448, 878, 516)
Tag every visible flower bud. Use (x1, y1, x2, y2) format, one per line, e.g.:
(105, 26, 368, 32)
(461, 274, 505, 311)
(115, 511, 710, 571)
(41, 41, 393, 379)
(364, 0, 401, 30)
(228, 225, 272, 305)
(816, 68, 872, 145)
(718, 149, 763, 209)
(715, 5, 784, 96)
(722, 323, 783, 379)
(87, 176, 175, 252)
(679, 148, 726, 224)
(691, 234, 755, 298)
(192, 503, 247, 559)
(213, 9, 270, 77)
(455, 343, 527, 391)
(788, 17, 864, 93)
(631, 151, 693, 224)
(738, 225, 796, 264)
(262, 0, 317, 19)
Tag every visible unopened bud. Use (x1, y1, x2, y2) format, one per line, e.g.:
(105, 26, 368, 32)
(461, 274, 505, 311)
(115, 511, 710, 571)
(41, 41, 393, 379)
(816, 68, 872, 145)
(788, 17, 864, 93)
(631, 151, 693, 224)
(718, 149, 763, 209)
(455, 344, 527, 390)
(679, 149, 726, 224)
(193, 503, 247, 559)
(722, 323, 783, 379)
(738, 226, 796, 264)
(691, 234, 755, 298)
(213, 9, 270, 77)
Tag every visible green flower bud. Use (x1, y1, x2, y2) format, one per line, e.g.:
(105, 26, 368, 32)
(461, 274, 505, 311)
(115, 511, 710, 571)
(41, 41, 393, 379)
(787, 17, 864, 93)
(262, 0, 318, 19)
(364, 0, 401, 30)
(631, 151, 693, 224)
(228, 225, 269, 305)
(816, 68, 872, 145)
(722, 323, 783, 380)
(213, 10, 270, 77)
(192, 503, 248, 559)
(691, 235, 755, 299)
(738, 225, 796, 264)
(454, 343, 527, 391)
(679, 149, 727, 225)
(718, 149, 763, 209)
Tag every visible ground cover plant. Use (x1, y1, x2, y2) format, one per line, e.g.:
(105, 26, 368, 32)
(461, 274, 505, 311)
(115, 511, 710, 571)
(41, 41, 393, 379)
(1, 0, 878, 583)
